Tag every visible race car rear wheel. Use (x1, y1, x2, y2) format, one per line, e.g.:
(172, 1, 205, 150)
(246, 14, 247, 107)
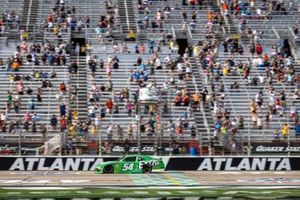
(142, 165, 152, 173)
(103, 165, 114, 174)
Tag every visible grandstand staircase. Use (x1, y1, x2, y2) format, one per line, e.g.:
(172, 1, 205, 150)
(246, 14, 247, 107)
(117, 0, 137, 35)
(70, 56, 88, 121)
(189, 57, 214, 145)
(21, 0, 39, 35)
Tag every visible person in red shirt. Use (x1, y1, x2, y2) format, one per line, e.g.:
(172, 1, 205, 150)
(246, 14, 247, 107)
(60, 116, 67, 132)
(189, 0, 196, 5)
(175, 94, 182, 106)
(256, 43, 263, 55)
(47, 15, 53, 23)
(105, 98, 113, 113)
(176, 124, 183, 135)
(60, 82, 66, 94)
(183, 94, 190, 106)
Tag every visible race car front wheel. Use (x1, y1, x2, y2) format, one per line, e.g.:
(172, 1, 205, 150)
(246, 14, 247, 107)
(142, 165, 152, 173)
(103, 165, 114, 174)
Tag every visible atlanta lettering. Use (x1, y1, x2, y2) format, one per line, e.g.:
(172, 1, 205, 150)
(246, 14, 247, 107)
(197, 158, 291, 170)
(9, 158, 103, 171)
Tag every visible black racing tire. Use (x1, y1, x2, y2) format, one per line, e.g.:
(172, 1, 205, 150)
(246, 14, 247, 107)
(103, 165, 114, 174)
(142, 165, 152, 174)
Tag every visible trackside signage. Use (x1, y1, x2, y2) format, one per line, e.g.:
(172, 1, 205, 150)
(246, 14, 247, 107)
(0, 157, 299, 171)
(251, 143, 300, 153)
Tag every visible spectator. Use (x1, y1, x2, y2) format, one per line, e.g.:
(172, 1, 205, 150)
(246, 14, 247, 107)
(105, 98, 113, 114)
(60, 116, 67, 132)
(295, 123, 300, 137)
(50, 115, 58, 130)
(31, 113, 40, 123)
(127, 29, 136, 41)
(281, 123, 289, 139)
(28, 97, 36, 110)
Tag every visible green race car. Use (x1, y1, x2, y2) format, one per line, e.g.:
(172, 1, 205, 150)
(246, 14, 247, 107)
(95, 154, 165, 174)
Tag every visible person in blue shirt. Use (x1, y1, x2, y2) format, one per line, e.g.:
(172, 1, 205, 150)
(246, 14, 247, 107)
(295, 123, 300, 137)
(143, 71, 148, 82)
(28, 97, 35, 110)
(59, 103, 66, 117)
(129, 69, 134, 82)
(140, 63, 146, 72)
(100, 105, 106, 119)
(134, 70, 141, 81)
(31, 113, 40, 123)
(134, 43, 139, 54)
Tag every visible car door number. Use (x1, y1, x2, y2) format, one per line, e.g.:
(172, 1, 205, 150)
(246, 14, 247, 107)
(123, 163, 134, 171)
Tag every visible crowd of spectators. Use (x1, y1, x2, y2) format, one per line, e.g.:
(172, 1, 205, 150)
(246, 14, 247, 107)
(79, 1, 223, 148)
(94, 1, 118, 44)
(0, 39, 71, 140)
(200, 0, 300, 151)
(1, 0, 299, 155)
(42, 0, 90, 40)
(0, 10, 20, 36)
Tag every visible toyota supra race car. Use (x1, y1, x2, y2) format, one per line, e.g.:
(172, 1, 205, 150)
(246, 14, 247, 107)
(95, 154, 165, 174)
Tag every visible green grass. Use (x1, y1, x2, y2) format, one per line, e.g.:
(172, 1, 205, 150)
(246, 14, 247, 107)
(0, 187, 300, 199)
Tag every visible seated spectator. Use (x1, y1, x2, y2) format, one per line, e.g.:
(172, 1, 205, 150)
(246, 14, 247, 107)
(281, 123, 289, 139)
(175, 94, 182, 106)
(127, 29, 136, 41)
(295, 123, 300, 137)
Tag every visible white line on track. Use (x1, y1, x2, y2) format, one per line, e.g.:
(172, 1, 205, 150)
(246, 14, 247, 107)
(30, 191, 45, 194)
(61, 180, 89, 183)
(249, 172, 265, 174)
(133, 191, 149, 194)
(1, 187, 82, 190)
(216, 172, 241, 174)
(29, 180, 50, 184)
(76, 191, 91, 194)
(157, 191, 172, 195)
(0, 180, 22, 183)
(178, 191, 194, 194)
(274, 172, 286, 174)
(6, 192, 21, 195)
(104, 191, 120, 194)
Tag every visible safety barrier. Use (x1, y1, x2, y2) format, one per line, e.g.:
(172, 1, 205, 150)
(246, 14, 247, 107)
(0, 156, 299, 171)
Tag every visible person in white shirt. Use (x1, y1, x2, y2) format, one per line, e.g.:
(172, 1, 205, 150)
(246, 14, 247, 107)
(258, 74, 264, 84)
(257, 116, 263, 129)
(269, 90, 275, 106)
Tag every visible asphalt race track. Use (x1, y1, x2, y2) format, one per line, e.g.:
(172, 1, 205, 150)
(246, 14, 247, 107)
(0, 171, 300, 187)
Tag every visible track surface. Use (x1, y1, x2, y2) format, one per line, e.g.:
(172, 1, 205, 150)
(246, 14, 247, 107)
(0, 171, 299, 187)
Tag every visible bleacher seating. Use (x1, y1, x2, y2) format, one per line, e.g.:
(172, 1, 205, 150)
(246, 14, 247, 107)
(0, 0, 299, 155)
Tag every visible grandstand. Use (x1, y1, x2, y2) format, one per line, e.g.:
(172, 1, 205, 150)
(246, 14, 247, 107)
(0, 0, 299, 156)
